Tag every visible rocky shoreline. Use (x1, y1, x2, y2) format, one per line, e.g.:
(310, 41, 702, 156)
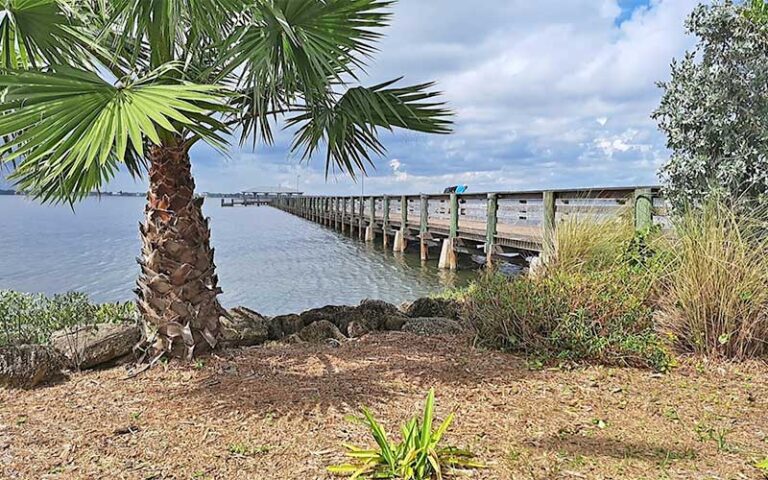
(0, 297, 463, 389)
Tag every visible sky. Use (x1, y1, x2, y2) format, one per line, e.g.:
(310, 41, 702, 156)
(4, 0, 704, 196)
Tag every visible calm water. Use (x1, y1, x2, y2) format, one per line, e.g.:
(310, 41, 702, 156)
(0, 196, 474, 315)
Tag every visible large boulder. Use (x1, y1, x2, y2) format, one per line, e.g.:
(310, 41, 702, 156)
(286, 300, 408, 337)
(404, 297, 461, 320)
(337, 299, 410, 336)
(0, 345, 64, 388)
(297, 320, 347, 344)
(220, 307, 269, 348)
(265, 317, 285, 341)
(51, 322, 141, 370)
(299, 305, 354, 326)
(401, 317, 463, 336)
(277, 314, 304, 336)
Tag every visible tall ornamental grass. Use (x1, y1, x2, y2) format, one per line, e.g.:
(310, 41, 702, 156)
(658, 201, 768, 359)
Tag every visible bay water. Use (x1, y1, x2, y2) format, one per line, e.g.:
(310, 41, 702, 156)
(0, 196, 473, 316)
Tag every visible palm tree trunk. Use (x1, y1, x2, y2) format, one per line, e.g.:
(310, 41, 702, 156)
(136, 143, 225, 360)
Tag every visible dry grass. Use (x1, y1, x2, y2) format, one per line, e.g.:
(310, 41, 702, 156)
(551, 207, 635, 275)
(1, 334, 767, 480)
(658, 201, 768, 359)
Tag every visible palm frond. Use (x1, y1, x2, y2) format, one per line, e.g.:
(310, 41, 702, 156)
(223, 0, 394, 145)
(0, 0, 91, 69)
(287, 78, 453, 178)
(0, 67, 229, 202)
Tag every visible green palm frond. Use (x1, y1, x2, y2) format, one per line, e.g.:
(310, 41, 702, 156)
(0, 0, 90, 69)
(0, 67, 228, 202)
(224, 0, 394, 144)
(102, 0, 242, 70)
(287, 79, 452, 178)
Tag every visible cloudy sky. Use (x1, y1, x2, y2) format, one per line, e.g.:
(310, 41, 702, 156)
(6, 0, 705, 196)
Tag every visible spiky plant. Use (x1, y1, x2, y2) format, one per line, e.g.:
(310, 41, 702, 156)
(328, 389, 483, 479)
(0, 0, 452, 359)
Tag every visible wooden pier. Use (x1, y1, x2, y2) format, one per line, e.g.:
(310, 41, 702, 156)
(220, 186, 303, 208)
(272, 186, 666, 270)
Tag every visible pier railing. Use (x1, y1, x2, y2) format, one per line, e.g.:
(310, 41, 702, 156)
(272, 186, 666, 270)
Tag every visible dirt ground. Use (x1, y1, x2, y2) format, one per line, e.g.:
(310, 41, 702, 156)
(1, 333, 766, 480)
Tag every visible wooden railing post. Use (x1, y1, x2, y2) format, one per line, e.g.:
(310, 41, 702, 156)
(542, 191, 556, 264)
(358, 196, 365, 240)
(341, 197, 347, 233)
(365, 196, 376, 241)
(382, 195, 390, 248)
(395, 195, 408, 252)
(449, 193, 459, 239)
(439, 193, 459, 270)
(420, 195, 429, 261)
(634, 187, 653, 232)
(334, 197, 339, 229)
(486, 193, 498, 268)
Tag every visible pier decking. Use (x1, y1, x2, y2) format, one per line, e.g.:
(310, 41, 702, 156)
(271, 186, 666, 270)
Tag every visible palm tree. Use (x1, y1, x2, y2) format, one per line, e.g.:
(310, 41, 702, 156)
(0, 0, 451, 359)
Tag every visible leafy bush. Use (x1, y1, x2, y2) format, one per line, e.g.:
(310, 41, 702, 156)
(463, 213, 673, 371)
(328, 389, 482, 479)
(657, 200, 768, 359)
(654, 1, 768, 210)
(0, 290, 136, 347)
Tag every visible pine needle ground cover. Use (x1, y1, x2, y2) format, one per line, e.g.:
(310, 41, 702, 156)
(1, 333, 766, 479)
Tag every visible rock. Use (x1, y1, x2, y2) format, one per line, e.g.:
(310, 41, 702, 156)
(220, 307, 269, 348)
(283, 334, 305, 345)
(299, 305, 354, 326)
(347, 321, 369, 338)
(51, 322, 141, 370)
(401, 317, 463, 336)
(273, 315, 304, 336)
(298, 320, 347, 344)
(266, 317, 284, 341)
(0, 345, 64, 388)
(342, 299, 409, 334)
(405, 297, 461, 320)
(384, 316, 408, 331)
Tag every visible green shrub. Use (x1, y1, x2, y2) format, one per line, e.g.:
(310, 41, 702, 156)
(657, 200, 768, 359)
(464, 270, 672, 371)
(462, 213, 673, 371)
(0, 290, 136, 347)
(328, 389, 482, 479)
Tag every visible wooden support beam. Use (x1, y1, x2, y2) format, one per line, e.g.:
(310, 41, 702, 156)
(341, 197, 347, 233)
(542, 191, 556, 264)
(365, 197, 375, 242)
(395, 195, 409, 252)
(449, 193, 459, 239)
(382, 195, 390, 248)
(486, 193, 498, 268)
(438, 193, 459, 270)
(634, 187, 653, 232)
(420, 195, 429, 261)
(358, 197, 365, 240)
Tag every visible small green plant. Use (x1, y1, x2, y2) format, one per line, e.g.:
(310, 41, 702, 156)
(694, 422, 733, 452)
(227, 442, 270, 457)
(755, 457, 768, 476)
(328, 389, 483, 479)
